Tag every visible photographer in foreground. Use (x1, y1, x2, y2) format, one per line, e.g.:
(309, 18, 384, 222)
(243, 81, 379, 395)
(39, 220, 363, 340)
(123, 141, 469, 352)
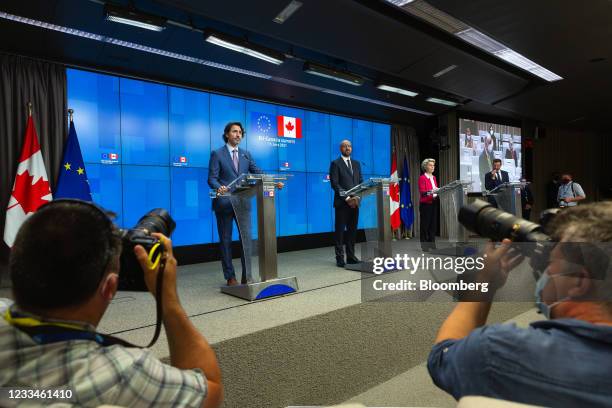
(0, 200, 223, 407)
(428, 202, 612, 407)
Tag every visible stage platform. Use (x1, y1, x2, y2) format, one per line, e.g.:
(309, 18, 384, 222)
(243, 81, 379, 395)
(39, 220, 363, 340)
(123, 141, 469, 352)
(0, 238, 537, 408)
(97, 237, 489, 346)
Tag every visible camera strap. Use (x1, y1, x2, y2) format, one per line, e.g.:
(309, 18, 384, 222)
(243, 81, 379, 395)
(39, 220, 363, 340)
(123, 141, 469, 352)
(3, 307, 136, 347)
(4, 253, 166, 349)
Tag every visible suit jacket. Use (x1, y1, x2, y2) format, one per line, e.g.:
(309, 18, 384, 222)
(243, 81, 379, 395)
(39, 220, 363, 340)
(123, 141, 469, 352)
(329, 157, 363, 208)
(208, 145, 262, 212)
(418, 174, 438, 204)
(479, 150, 493, 187)
(484, 169, 509, 191)
(521, 184, 534, 208)
(505, 148, 518, 166)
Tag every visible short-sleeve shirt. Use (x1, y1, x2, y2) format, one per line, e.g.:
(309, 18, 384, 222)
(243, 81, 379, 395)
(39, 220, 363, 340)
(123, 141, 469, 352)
(427, 318, 612, 407)
(558, 182, 585, 206)
(0, 317, 207, 407)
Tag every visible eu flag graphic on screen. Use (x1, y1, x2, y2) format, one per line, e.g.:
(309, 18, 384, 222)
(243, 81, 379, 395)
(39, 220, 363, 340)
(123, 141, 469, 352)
(250, 112, 275, 137)
(55, 120, 92, 201)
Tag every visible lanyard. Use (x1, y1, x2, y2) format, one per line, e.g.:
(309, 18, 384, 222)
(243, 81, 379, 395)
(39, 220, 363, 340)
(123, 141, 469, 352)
(5, 247, 166, 349)
(3, 307, 136, 347)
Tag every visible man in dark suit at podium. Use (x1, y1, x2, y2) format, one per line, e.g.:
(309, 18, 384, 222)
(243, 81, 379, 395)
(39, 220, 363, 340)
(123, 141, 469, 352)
(208, 122, 270, 286)
(484, 158, 509, 208)
(329, 140, 363, 267)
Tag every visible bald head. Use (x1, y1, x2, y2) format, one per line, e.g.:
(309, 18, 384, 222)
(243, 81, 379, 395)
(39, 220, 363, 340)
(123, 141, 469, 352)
(340, 139, 352, 157)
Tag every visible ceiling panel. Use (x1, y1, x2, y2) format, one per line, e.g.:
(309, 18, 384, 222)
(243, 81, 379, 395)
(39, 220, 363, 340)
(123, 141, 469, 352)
(2, 0, 611, 130)
(399, 46, 528, 103)
(156, 0, 446, 75)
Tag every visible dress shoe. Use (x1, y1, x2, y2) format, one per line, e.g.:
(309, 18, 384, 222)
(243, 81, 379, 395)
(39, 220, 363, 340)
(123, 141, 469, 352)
(336, 259, 346, 267)
(226, 277, 238, 286)
(346, 257, 361, 264)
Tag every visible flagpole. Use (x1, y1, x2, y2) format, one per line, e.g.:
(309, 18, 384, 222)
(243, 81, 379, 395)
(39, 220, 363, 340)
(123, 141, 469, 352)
(68, 108, 74, 122)
(27, 101, 32, 117)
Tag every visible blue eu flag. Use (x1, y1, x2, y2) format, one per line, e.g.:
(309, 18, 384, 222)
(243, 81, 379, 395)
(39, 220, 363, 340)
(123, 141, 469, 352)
(55, 121, 92, 201)
(400, 155, 414, 229)
(250, 112, 275, 137)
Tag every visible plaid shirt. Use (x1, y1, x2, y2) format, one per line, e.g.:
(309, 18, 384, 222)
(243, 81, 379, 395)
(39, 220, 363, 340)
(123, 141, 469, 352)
(0, 314, 206, 407)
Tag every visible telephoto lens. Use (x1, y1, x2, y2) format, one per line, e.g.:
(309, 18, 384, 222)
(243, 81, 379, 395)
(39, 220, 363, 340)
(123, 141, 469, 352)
(118, 209, 176, 291)
(458, 199, 549, 242)
(458, 199, 553, 275)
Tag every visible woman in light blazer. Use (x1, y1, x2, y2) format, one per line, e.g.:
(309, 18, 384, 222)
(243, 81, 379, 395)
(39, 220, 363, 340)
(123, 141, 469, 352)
(418, 158, 438, 251)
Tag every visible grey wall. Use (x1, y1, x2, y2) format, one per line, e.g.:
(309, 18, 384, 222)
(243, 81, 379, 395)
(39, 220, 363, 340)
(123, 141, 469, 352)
(531, 126, 608, 217)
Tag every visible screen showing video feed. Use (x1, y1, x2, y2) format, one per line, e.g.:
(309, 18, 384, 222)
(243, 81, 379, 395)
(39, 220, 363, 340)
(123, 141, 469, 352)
(458, 118, 522, 193)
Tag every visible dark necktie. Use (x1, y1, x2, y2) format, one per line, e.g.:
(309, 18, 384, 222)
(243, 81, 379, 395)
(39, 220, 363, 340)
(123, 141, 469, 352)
(347, 159, 353, 174)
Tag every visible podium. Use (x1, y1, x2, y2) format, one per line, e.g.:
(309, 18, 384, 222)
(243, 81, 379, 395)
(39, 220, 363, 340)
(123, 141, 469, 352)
(211, 173, 298, 300)
(486, 181, 525, 216)
(340, 177, 397, 273)
(434, 180, 472, 256)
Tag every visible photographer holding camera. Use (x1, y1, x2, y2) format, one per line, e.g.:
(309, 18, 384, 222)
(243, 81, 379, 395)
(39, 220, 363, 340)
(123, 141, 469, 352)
(428, 201, 612, 407)
(0, 200, 223, 407)
(557, 173, 586, 207)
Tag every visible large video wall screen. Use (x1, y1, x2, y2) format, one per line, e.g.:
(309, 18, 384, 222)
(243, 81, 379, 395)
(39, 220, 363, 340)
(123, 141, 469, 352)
(458, 118, 522, 193)
(67, 69, 391, 246)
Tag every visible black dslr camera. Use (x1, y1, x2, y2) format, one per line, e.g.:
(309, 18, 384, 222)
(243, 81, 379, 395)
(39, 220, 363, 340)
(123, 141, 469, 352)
(118, 209, 176, 291)
(458, 199, 559, 274)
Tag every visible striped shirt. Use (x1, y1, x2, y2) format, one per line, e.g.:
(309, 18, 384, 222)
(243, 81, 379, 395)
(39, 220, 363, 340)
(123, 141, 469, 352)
(0, 314, 206, 407)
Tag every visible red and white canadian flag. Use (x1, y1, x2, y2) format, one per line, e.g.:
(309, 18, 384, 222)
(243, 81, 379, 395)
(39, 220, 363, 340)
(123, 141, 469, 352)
(277, 116, 302, 138)
(3, 115, 52, 247)
(390, 152, 400, 230)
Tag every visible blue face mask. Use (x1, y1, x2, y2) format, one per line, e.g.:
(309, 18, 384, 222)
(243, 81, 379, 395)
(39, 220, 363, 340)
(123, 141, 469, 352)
(534, 269, 572, 319)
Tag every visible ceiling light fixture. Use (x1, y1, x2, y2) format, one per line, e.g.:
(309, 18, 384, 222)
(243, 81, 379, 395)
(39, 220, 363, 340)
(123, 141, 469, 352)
(204, 30, 285, 65)
(432, 64, 457, 78)
(386, 0, 417, 6)
(426, 97, 459, 106)
(105, 4, 166, 32)
(384, 0, 563, 82)
(322, 89, 431, 114)
(273, 0, 303, 24)
(0, 11, 435, 115)
(303, 62, 364, 86)
(376, 84, 418, 97)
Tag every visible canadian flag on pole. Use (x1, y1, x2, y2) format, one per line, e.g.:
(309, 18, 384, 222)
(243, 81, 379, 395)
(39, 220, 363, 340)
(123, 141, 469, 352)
(277, 116, 302, 138)
(3, 114, 52, 247)
(390, 152, 400, 230)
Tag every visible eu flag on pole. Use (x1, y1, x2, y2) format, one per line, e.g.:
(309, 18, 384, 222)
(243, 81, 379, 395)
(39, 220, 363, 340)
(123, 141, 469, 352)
(400, 155, 413, 229)
(55, 120, 92, 201)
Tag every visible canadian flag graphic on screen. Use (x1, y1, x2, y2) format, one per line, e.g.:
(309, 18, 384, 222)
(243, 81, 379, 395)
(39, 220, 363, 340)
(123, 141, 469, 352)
(277, 116, 302, 138)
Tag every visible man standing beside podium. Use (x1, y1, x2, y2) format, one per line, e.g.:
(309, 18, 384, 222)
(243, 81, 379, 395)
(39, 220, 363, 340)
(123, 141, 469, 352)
(329, 140, 363, 267)
(484, 158, 509, 208)
(208, 122, 275, 286)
